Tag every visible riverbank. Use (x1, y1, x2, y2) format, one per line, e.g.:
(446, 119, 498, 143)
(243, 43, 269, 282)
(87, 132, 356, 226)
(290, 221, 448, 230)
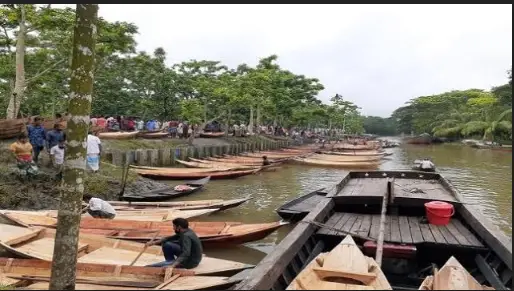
(0, 135, 294, 210)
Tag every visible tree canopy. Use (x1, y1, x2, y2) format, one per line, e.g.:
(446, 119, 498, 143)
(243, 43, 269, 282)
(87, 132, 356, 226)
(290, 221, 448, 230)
(0, 4, 365, 134)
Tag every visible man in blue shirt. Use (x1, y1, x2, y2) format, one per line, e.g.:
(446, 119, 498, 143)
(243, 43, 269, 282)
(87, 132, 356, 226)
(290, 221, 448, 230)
(46, 123, 65, 153)
(26, 117, 46, 163)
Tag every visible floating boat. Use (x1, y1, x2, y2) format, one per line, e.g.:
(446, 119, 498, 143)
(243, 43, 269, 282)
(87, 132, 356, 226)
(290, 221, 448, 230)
(187, 158, 280, 172)
(234, 171, 510, 290)
(137, 131, 169, 139)
(0, 223, 252, 276)
(308, 153, 382, 162)
(98, 131, 139, 140)
(331, 144, 378, 151)
(320, 150, 387, 157)
(176, 159, 254, 171)
(292, 157, 380, 168)
(276, 188, 328, 221)
(286, 235, 392, 290)
(122, 177, 210, 201)
(106, 196, 251, 212)
(419, 256, 495, 290)
(199, 132, 225, 138)
(0, 258, 243, 290)
(133, 168, 258, 180)
(412, 159, 436, 173)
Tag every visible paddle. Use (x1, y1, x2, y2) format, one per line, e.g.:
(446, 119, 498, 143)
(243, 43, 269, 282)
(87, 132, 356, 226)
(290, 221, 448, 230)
(130, 231, 160, 266)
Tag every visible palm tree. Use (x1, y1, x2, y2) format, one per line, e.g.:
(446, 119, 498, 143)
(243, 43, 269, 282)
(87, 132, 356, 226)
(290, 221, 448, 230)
(460, 108, 512, 141)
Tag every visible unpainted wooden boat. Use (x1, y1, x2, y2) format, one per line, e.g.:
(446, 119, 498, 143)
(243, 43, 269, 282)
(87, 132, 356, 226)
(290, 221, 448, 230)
(292, 157, 380, 168)
(287, 235, 392, 290)
(137, 131, 169, 139)
(199, 132, 225, 138)
(135, 168, 257, 180)
(106, 196, 252, 212)
(276, 188, 328, 221)
(122, 176, 210, 201)
(331, 144, 378, 151)
(0, 223, 252, 276)
(0, 118, 27, 140)
(234, 171, 510, 290)
(320, 151, 386, 157)
(176, 159, 254, 171)
(309, 153, 382, 162)
(99, 131, 139, 140)
(419, 256, 495, 290)
(0, 258, 242, 290)
(203, 157, 265, 166)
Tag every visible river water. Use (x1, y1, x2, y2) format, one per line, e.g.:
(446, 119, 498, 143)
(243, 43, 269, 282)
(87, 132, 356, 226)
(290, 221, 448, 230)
(169, 142, 512, 265)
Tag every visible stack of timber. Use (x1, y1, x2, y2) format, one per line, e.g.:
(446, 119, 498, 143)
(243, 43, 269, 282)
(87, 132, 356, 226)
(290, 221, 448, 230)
(234, 171, 511, 290)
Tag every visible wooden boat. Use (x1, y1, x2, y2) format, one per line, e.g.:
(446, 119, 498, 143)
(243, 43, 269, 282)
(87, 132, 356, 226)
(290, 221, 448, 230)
(99, 131, 139, 140)
(134, 168, 258, 180)
(419, 256, 495, 290)
(0, 258, 243, 290)
(0, 214, 288, 248)
(320, 150, 386, 157)
(122, 177, 210, 201)
(276, 188, 328, 221)
(137, 131, 169, 139)
(0, 118, 27, 140)
(308, 153, 382, 162)
(331, 144, 378, 151)
(176, 159, 254, 171)
(204, 157, 265, 166)
(234, 171, 510, 290)
(0, 223, 252, 276)
(106, 196, 252, 212)
(199, 132, 225, 138)
(292, 157, 380, 168)
(0, 208, 217, 223)
(286, 235, 392, 290)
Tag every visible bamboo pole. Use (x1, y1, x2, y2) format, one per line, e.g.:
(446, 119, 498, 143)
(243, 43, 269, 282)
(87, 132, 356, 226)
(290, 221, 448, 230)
(375, 181, 389, 267)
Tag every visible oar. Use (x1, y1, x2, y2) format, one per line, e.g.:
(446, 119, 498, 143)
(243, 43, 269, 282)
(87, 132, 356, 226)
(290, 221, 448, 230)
(129, 231, 160, 266)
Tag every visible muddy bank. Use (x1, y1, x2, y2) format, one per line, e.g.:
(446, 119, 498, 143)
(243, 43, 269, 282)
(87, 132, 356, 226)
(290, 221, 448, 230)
(0, 164, 169, 210)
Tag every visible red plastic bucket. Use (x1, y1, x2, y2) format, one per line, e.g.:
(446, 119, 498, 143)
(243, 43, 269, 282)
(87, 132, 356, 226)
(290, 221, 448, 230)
(424, 201, 454, 225)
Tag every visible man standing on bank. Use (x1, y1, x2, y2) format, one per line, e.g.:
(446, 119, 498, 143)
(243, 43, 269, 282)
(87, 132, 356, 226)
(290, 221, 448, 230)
(146, 218, 203, 269)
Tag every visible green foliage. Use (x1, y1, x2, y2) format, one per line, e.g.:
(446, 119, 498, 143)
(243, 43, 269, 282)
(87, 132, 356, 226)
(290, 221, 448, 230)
(362, 116, 398, 136)
(392, 69, 512, 141)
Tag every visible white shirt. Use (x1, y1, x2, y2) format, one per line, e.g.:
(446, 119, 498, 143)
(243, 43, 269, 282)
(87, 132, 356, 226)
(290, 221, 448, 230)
(87, 134, 101, 155)
(89, 197, 116, 216)
(50, 145, 65, 165)
(421, 160, 434, 169)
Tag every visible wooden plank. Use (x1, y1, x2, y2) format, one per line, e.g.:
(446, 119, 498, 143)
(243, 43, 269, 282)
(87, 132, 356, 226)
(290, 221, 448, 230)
(438, 225, 459, 245)
(407, 216, 424, 244)
(349, 214, 364, 234)
(398, 216, 413, 244)
(317, 213, 342, 235)
(428, 224, 447, 244)
(445, 221, 471, 246)
(4, 229, 42, 246)
(331, 213, 351, 236)
(341, 213, 358, 235)
(389, 216, 402, 243)
(419, 222, 436, 243)
(451, 219, 483, 247)
(475, 255, 507, 290)
(357, 215, 372, 238)
(383, 216, 391, 242)
(235, 198, 334, 290)
(369, 215, 381, 240)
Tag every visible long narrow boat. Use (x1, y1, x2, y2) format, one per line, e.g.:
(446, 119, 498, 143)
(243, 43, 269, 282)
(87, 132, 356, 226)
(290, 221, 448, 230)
(137, 131, 169, 139)
(0, 223, 252, 276)
(176, 159, 254, 171)
(98, 131, 139, 140)
(0, 214, 288, 248)
(286, 235, 391, 290)
(185, 159, 281, 172)
(199, 132, 225, 138)
(122, 177, 210, 201)
(234, 171, 511, 290)
(419, 256, 494, 290)
(134, 168, 258, 180)
(106, 196, 252, 212)
(308, 153, 382, 162)
(292, 157, 381, 168)
(321, 150, 388, 156)
(276, 188, 328, 221)
(0, 258, 242, 290)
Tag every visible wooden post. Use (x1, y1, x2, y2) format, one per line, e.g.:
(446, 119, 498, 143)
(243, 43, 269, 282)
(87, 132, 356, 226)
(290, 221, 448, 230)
(375, 179, 390, 267)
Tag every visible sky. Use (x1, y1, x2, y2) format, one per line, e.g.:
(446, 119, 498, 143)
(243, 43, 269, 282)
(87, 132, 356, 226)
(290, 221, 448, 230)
(67, 4, 512, 117)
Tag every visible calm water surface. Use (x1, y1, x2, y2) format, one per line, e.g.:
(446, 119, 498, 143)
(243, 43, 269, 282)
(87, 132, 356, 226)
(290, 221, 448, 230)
(167, 141, 512, 264)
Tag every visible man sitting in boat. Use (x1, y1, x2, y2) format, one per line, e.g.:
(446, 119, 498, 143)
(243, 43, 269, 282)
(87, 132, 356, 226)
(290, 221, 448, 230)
(262, 156, 271, 166)
(146, 218, 203, 269)
(420, 158, 435, 170)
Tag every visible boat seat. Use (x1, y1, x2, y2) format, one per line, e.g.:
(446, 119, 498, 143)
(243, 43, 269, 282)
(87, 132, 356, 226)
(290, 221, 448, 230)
(15, 238, 88, 261)
(77, 247, 162, 267)
(312, 267, 377, 284)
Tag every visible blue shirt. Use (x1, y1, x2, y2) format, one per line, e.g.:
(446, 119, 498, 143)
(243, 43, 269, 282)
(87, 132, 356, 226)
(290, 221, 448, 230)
(27, 125, 46, 147)
(146, 121, 156, 131)
(46, 130, 64, 149)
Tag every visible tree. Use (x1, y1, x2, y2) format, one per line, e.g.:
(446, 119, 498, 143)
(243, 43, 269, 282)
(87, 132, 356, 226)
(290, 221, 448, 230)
(49, 4, 98, 290)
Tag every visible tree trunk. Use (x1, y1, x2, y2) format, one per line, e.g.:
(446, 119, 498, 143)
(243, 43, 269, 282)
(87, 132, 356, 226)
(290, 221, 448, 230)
(49, 4, 98, 290)
(248, 106, 254, 134)
(203, 102, 208, 123)
(225, 108, 231, 137)
(6, 4, 27, 119)
(256, 105, 261, 128)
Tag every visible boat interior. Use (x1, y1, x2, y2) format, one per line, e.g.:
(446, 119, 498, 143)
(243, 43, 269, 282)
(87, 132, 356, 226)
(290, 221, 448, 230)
(236, 171, 512, 290)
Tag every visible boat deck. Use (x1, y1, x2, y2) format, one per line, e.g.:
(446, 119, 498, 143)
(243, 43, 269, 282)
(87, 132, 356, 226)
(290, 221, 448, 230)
(284, 193, 326, 213)
(317, 212, 485, 249)
(333, 177, 458, 204)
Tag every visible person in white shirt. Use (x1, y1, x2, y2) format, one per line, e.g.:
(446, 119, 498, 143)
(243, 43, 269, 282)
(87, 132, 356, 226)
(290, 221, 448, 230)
(50, 139, 65, 180)
(420, 158, 435, 169)
(86, 131, 102, 173)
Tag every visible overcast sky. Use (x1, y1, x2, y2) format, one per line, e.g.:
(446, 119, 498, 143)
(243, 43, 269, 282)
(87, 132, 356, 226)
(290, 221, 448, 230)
(79, 4, 512, 117)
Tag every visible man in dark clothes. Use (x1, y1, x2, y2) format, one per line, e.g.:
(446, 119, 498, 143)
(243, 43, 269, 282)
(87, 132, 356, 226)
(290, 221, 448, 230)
(262, 155, 271, 166)
(146, 218, 203, 269)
